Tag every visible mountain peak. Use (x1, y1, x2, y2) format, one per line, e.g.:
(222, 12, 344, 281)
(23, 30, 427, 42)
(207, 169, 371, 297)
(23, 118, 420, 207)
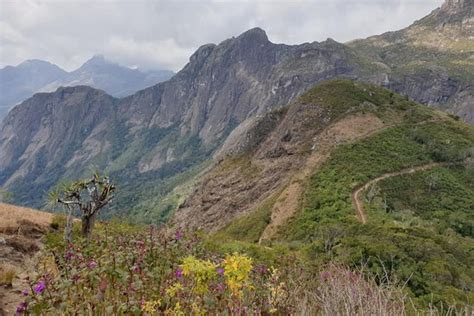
(237, 27, 269, 43)
(441, 0, 472, 12)
(82, 54, 110, 67)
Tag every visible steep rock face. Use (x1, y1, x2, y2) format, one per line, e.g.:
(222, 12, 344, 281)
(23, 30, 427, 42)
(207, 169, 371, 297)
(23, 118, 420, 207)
(119, 28, 375, 146)
(0, 86, 117, 204)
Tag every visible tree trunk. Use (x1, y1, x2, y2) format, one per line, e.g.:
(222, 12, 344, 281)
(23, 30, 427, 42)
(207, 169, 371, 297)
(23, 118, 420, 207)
(81, 212, 97, 239)
(64, 205, 73, 243)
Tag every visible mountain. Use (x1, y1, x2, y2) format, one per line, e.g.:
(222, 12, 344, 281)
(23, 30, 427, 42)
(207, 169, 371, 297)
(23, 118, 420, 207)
(0, 28, 383, 215)
(348, 0, 474, 123)
(0, 0, 472, 220)
(0, 60, 67, 119)
(172, 80, 474, 306)
(39, 55, 174, 98)
(0, 56, 174, 120)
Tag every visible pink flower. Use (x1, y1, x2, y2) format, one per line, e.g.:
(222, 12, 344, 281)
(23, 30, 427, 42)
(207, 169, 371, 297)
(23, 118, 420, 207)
(15, 301, 27, 314)
(175, 230, 184, 240)
(88, 261, 98, 269)
(132, 264, 140, 273)
(33, 280, 45, 294)
(216, 267, 225, 276)
(175, 268, 183, 279)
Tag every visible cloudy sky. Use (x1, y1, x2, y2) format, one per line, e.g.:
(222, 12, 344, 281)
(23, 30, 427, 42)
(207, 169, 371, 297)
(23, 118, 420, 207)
(1, 0, 444, 72)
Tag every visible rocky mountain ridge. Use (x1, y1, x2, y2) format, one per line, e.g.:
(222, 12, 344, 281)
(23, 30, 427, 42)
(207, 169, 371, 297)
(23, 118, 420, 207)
(0, 56, 173, 120)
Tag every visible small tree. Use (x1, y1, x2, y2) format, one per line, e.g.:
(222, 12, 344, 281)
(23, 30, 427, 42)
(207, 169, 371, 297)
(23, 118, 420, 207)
(49, 172, 115, 241)
(0, 189, 12, 203)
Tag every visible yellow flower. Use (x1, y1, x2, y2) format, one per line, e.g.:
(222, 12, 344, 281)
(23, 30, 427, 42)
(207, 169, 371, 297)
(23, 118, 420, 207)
(141, 299, 161, 314)
(165, 282, 183, 298)
(180, 256, 217, 294)
(222, 253, 253, 296)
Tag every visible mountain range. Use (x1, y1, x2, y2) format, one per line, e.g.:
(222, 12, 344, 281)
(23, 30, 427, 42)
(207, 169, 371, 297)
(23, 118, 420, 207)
(0, 0, 472, 218)
(0, 55, 174, 120)
(0, 0, 473, 307)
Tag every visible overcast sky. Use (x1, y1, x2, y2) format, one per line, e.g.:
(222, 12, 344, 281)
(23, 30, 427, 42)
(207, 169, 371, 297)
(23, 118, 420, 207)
(0, 0, 444, 72)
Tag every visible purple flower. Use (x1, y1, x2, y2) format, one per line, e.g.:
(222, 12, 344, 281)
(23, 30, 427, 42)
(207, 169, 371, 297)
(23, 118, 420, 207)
(254, 264, 268, 275)
(65, 251, 74, 260)
(320, 271, 331, 282)
(216, 282, 225, 292)
(21, 289, 29, 296)
(216, 267, 225, 276)
(33, 281, 45, 294)
(15, 301, 27, 314)
(132, 264, 140, 273)
(175, 268, 183, 279)
(88, 261, 98, 269)
(175, 230, 184, 240)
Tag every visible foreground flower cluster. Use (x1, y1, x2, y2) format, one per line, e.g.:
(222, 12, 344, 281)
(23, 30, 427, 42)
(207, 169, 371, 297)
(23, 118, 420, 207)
(16, 221, 408, 315)
(16, 223, 296, 315)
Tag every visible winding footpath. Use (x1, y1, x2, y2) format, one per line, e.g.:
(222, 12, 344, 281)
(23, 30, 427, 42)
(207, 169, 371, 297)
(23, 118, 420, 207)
(352, 161, 464, 224)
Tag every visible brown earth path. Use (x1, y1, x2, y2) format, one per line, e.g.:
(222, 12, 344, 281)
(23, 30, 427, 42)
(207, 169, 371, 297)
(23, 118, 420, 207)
(352, 161, 464, 224)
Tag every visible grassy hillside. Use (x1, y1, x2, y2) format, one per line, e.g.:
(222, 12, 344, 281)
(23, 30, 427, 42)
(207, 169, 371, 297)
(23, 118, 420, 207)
(211, 80, 474, 308)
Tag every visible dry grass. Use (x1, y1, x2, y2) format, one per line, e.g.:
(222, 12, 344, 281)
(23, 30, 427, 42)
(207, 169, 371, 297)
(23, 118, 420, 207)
(0, 263, 17, 286)
(0, 203, 53, 233)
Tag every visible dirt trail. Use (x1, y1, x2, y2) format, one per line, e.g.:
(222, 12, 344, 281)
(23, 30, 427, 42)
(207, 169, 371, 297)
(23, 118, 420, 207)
(352, 162, 462, 224)
(259, 113, 387, 242)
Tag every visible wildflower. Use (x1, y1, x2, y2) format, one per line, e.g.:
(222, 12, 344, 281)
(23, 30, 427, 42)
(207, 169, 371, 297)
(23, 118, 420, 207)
(216, 267, 225, 276)
(181, 256, 217, 294)
(223, 253, 253, 296)
(132, 264, 141, 273)
(21, 289, 29, 296)
(141, 300, 161, 314)
(165, 282, 183, 298)
(175, 267, 183, 279)
(215, 282, 225, 292)
(254, 264, 268, 275)
(33, 280, 46, 294)
(320, 271, 331, 282)
(15, 301, 27, 314)
(65, 251, 74, 260)
(175, 230, 184, 240)
(88, 260, 98, 269)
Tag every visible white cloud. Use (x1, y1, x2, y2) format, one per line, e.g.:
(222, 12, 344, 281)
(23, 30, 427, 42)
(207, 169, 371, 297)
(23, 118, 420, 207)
(0, 0, 444, 72)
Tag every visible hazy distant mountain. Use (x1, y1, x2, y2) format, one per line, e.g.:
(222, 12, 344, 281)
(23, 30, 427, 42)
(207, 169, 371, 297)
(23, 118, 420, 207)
(0, 60, 67, 119)
(0, 55, 174, 120)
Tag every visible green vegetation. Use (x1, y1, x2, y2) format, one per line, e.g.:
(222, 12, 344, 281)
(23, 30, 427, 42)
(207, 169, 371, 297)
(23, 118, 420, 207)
(376, 165, 474, 237)
(277, 114, 474, 308)
(20, 222, 411, 315)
